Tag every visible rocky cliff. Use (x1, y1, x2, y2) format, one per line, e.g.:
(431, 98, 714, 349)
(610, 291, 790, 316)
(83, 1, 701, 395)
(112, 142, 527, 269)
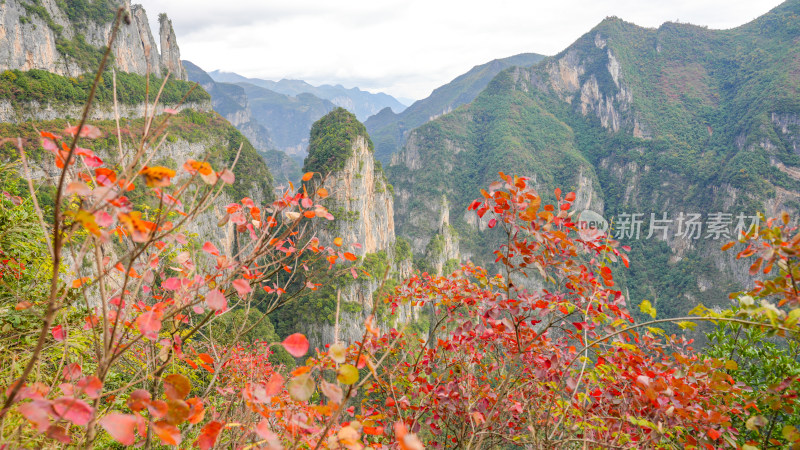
(315, 134, 395, 256)
(158, 13, 185, 81)
(0, 0, 187, 79)
(386, 1, 800, 329)
(272, 108, 417, 348)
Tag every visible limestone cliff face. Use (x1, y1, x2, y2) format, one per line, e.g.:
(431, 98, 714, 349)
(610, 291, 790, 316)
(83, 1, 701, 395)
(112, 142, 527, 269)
(158, 14, 186, 81)
(298, 123, 417, 348)
(0, 0, 81, 75)
(424, 196, 460, 276)
(0, 0, 186, 79)
(317, 135, 396, 256)
(0, 98, 211, 123)
(537, 34, 640, 136)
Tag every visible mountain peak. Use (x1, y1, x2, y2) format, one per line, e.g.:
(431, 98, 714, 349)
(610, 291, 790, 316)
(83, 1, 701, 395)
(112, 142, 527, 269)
(304, 108, 373, 176)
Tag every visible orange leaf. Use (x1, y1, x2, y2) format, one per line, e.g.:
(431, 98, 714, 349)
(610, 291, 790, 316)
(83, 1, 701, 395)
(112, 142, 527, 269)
(302, 172, 314, 181)
(317, 187, 329, 198)
(153, 420, 181, 446)
(139, 166, 176, 187)
(344, 252, 357, 261)
(196, 421, 223, 450)
(72, 277, 91, 288)
(163, 374, 191, 400)
(118, 212, 156, 243)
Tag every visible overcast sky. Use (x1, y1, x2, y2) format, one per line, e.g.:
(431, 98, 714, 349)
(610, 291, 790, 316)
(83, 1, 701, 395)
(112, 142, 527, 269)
(135, 0, 784, 101)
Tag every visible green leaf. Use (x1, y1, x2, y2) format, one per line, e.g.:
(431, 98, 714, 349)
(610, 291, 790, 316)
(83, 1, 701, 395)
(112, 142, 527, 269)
(639, 300, 656, 319)
(783, 425, 800, 442)
(337, 364, 359, 385)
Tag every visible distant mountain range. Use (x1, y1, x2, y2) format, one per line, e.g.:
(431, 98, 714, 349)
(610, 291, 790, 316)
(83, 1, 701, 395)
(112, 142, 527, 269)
(187, 55, 549, 185)
(208, 71, 407, 121)
(365, 53, 546, 162)
(184, 60, 303, 185)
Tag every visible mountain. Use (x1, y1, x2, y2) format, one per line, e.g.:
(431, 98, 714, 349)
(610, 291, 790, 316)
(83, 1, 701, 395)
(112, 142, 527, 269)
(237, 82, 337, 159)
(184, 60, 301, 185)
(0, 0, 187, 80)
(208, 70, 407, 121)
(270, 108, 414, 347)
(0, 0, 275, 236)
(387, 1, 800, 327)
(365, 53, 546, 162)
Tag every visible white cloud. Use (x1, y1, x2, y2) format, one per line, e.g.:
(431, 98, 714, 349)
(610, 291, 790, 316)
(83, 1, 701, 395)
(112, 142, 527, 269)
(135, 0, 785, 99)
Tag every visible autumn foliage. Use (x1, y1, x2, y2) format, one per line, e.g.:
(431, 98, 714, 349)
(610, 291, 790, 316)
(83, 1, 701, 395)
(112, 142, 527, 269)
(1, 10, 800, 449)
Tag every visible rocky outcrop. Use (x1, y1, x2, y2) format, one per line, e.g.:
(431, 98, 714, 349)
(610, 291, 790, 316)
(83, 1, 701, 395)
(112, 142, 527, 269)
(424, 196, 460, 276)
(0, 0, 186, 79)
(128, 5, 161, 74)
(541, 36, 635, 135)
(158, 13, 186, 81)
(0, 99, 211, 123)
(317, 135, 395, 256)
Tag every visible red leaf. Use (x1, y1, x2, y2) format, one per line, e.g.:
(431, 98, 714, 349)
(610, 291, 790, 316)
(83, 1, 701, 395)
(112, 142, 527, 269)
(205, 289, 227, 311)
(127, 389, 151, 412)
(99, 413, 138, 445)
(707, 428, 721, 440)
(196, 421, 223, 450)
(76, 376, 102, 399)
(232, 279, 252, 298)
(63, 363, 82, 380)
(52, 397, 93, 426)
(202, 242, 220, 256)
(136, 311, 162, 340)
(162, 277, 181, 291)
(343, 252, 357, 262)
(264, 373, 284, 396)
(565, 192, 576, 202)
(219, 169, 235, 184)
(282, 333, 309, 357)
(488, 218, 497, 229)
(46, 425, 71, 444)
(51, 325, 65, 341)
(18, 400, 52, 431)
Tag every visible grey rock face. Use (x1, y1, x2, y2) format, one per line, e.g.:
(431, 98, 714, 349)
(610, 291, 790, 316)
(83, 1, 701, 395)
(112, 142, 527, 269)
(317, 135, 396, 256)
(158, 13, 186, 81)
(0, 0, 186, 79)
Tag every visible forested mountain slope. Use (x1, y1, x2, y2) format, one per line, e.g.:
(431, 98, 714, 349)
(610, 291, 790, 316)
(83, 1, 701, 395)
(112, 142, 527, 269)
(365, 53, 545, 162)
(388, 0, 800, 319)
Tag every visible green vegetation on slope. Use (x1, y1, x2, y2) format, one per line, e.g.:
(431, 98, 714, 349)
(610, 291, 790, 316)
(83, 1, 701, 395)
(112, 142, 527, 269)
(0, 69, 210, 106)
(365, 53, 545, 162)
(387, 0, 800, 337)
(303, 107, 374, 176)
(0, 110, 272, 203)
